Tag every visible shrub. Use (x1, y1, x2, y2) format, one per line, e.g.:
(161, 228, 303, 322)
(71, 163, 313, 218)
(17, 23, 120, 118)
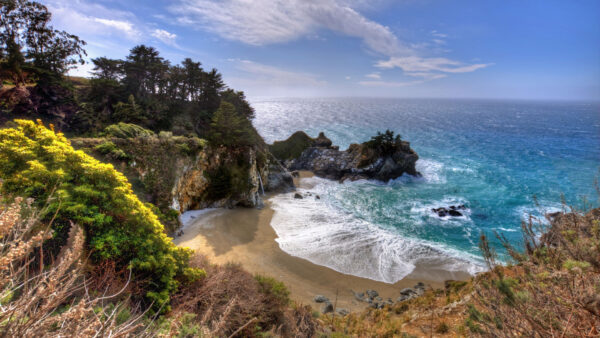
(269, 131, 314, 160)
(0, 119, 202, 312)
(0, 197, 143, 336)
(104, 122, 154, 138)
(364, 130, 402, 157)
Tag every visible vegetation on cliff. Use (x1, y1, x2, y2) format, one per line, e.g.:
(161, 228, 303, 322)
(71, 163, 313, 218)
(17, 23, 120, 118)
(0, 120, 202, 310)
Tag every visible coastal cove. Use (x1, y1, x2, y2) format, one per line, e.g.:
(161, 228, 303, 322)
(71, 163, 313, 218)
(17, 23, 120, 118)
(175, 171, 471, 312)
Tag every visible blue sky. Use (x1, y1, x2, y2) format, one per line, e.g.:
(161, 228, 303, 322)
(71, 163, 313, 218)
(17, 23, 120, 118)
(42, 0, 600, 100)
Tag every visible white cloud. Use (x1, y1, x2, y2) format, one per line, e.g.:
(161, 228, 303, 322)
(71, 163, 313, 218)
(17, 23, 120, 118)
(431, 30, 447, 38)
(365, 72, 381, 79)
(359, 80, 424, 87)
(152, 29, 178, 46)
(376, 56, 491, 74)
(45, 0, 141, 41)
(170, 0, 489, 86)
(170, 0, 409, 56)
(93, 18, 140, 39)
(233, 59, 325, 86)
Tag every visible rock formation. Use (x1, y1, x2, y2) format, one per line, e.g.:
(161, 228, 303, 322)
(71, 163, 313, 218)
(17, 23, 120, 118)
(272, 131, 420, 181)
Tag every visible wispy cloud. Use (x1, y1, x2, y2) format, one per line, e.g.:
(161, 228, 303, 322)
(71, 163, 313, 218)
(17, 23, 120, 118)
(358, 80, 424, 87)
(365, 72, 381, 79)
(45, 0, 141, 41)
(231, 59, 325, 86)
(170, 0, 409, 56)
(170, 0, 490, 86)
(152, 29, 178, 46)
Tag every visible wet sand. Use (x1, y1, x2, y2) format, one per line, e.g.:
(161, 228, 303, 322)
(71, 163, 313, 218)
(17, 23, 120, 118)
(174, 171, 465, 312)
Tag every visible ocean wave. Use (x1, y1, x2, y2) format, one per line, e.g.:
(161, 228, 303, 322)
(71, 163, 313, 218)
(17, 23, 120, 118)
(268, 180, 484, 283)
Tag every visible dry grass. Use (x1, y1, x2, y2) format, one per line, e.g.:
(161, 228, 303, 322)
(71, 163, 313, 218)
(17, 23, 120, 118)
(470, 205, 600, 337)
(0, 196, 146, 337)
(170, 255, 320, 337)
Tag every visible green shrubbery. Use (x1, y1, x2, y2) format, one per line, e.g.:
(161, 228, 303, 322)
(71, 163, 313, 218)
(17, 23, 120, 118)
(104, 122, 155, 139)
(364, 130, 402, 157)
(269, 131, 314, 160)
(0, 120, 203, 311)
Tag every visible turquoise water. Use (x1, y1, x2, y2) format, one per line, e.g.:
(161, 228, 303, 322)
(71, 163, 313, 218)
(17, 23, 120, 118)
(251, 98, 600, 282)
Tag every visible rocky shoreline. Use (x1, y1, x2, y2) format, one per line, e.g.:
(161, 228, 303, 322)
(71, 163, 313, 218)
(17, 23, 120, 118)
(313, 282, 429, 315)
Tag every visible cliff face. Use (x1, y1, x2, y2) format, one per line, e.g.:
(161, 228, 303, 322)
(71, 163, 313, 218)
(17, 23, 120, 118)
(275, 132, 420, 181)
(73, 135, 294, 230)
(171, 146, 294, 212)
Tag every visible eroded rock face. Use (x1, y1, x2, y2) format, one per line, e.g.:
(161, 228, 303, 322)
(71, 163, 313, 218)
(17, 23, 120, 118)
(171, 146, 295, 213)
(283, 133, 420, 182)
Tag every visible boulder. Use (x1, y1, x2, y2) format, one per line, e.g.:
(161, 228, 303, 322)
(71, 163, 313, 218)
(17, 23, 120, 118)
(448, 209, 463, 217)
(294, 193, 303, 199)
(265, 163, 295, 193)
(314, 295, 329, 303)
(322, 302, 334, 314)
(336, 308, 349, 316)
(366, 289, 379, 299)
(314, 132, 333, 147)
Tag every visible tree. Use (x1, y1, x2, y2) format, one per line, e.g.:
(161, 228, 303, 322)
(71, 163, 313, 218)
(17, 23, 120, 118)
(365, 129, 402, 157)
(123, 45, 167, 98)
(208, 102, 255, 147)
(112, 94, 144, 123)
(91, 57, 123, 80)
(0, 0, 86, 84)
(221, 89, 255, 119)
(199, 68, 224, 113)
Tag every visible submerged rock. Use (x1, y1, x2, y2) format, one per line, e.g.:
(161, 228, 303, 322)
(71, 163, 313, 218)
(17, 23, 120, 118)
(432, 205, 467, 218)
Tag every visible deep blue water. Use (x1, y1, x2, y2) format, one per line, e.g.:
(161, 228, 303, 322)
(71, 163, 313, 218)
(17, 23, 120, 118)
(251, 98, 600, 282)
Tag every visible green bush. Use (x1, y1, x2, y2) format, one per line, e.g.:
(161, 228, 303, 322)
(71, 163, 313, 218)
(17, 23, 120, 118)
(254, 275, 290, 306)
(104, 122, 154, 139)
(0, 119, 203, 312)
(364, 130, 402, 157)
(269, 131, 314, 160)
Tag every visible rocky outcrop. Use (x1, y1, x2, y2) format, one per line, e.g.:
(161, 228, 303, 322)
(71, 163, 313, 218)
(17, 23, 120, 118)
(172, 146, 294, 212)
(277, 132, 420, 181)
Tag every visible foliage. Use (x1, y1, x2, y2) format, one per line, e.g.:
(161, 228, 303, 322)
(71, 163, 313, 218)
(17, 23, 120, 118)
(364, 129, 402, 157)
(471, 206, 600, 336)
(0, 196, 144, 336)
(269, 131, 315, 160)
(207, 101, 257, 147)
(0, 0, 86, 84)
(0, 120, 203, 311)
(171, 255, 319, 337)
(254, 275, 290, 306)
(105, 122, 155, 139)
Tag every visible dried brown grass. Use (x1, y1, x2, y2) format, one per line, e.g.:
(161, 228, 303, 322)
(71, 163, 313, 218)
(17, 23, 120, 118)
(0, 197, 146, 337)
(170, 255, 320, 337)
(472, 204, 600, 337)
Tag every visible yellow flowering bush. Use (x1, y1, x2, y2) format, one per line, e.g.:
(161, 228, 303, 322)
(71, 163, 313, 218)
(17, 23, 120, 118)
(0, 119, 203, 312)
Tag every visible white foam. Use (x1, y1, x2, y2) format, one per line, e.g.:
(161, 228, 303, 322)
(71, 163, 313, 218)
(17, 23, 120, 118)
(418, 159, 446, 184)
(269, 179, 484, 283)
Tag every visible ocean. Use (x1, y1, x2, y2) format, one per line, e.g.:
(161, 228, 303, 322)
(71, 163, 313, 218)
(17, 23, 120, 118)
(250, 98, 600, 283)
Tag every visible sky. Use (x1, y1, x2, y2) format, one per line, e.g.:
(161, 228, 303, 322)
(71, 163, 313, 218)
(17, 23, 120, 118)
(40, 0, 600, 101)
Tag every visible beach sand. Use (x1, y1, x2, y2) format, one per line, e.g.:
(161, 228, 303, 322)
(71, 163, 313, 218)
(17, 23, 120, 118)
(174, 171, 469, 312)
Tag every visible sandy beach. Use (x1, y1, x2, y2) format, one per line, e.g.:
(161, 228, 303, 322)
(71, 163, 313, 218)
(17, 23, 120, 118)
(174, 172, 468, 312)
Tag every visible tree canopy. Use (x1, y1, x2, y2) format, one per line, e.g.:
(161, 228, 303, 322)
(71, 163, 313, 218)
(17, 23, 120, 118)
(0, 0, 86, 84)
